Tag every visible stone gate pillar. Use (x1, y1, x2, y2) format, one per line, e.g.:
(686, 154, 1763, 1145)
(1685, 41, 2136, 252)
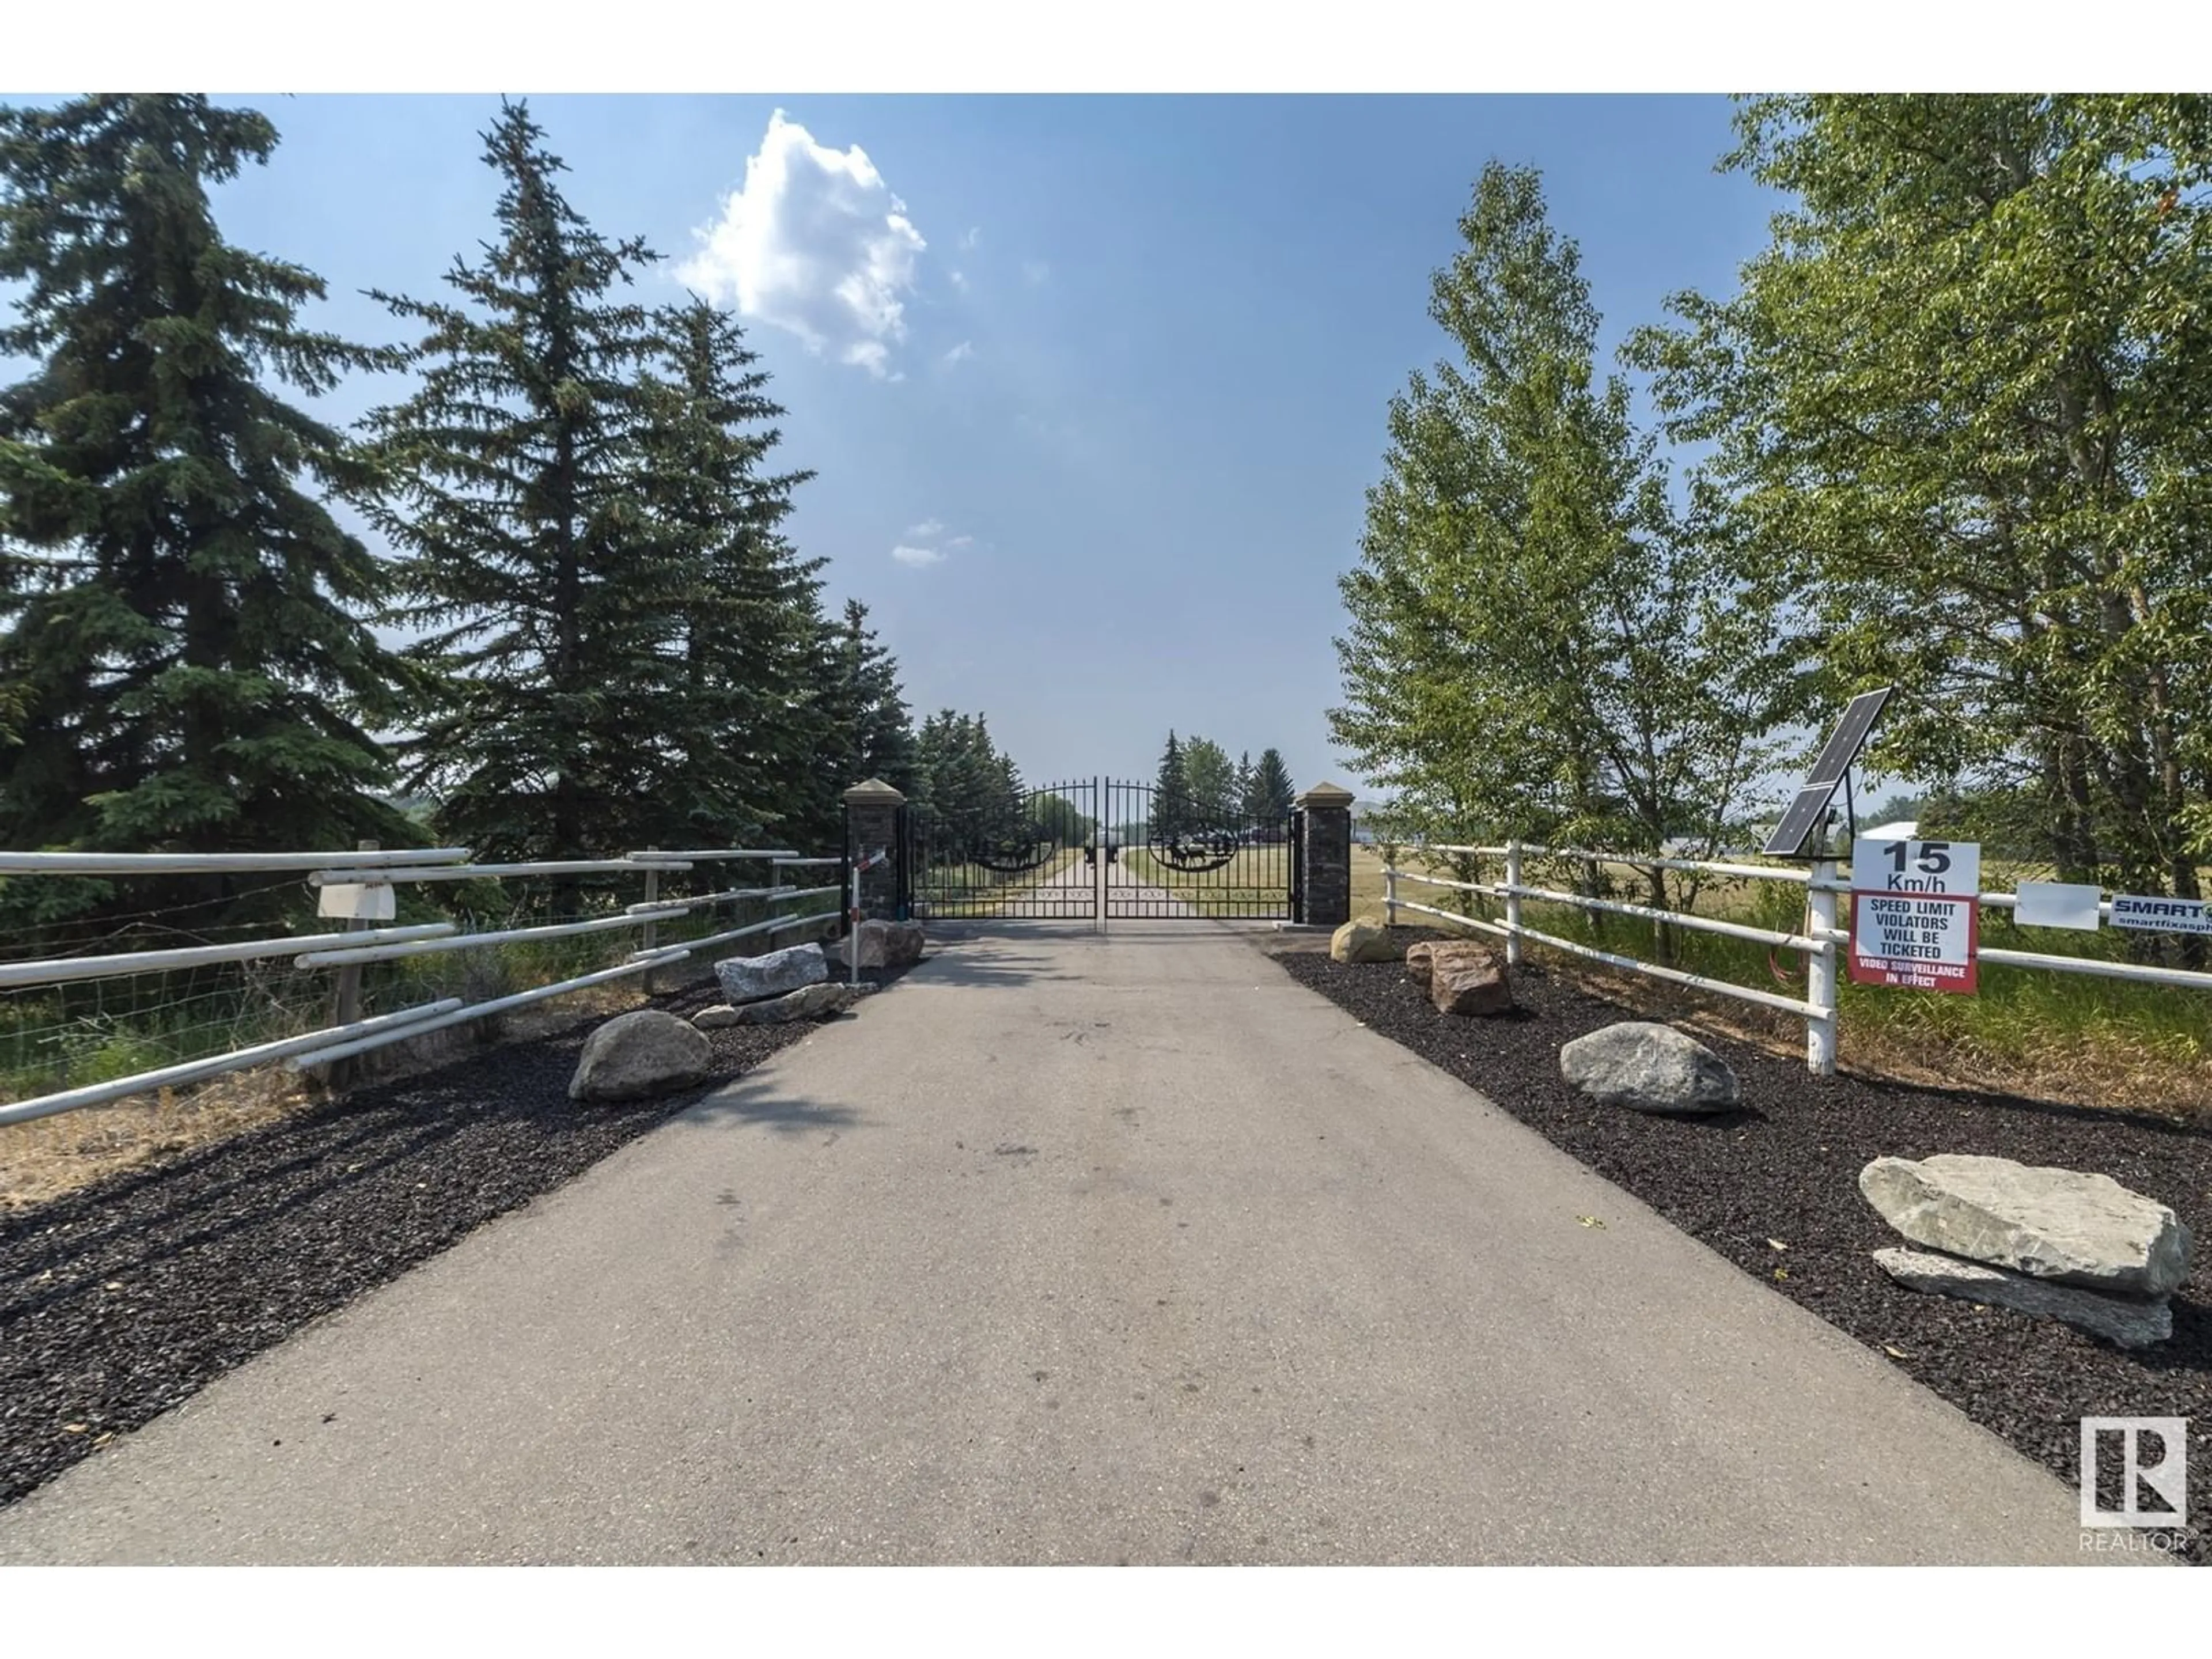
(1296, 782, 1354, 927)
(842, 778, 907, 923)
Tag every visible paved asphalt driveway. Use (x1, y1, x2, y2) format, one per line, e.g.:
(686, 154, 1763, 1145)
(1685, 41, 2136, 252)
(0, 921, 2099, 1564)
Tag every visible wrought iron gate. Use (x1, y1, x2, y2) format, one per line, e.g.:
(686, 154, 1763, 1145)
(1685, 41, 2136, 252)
(900, 776, 1299, 923)
(904, 778, 1100, 920)
(1099, 777, 1298, 919)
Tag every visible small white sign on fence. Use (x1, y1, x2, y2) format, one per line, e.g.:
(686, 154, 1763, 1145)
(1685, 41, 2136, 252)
(2111, 894, 2212, 937)
(316, 881, 396, 922)
(2016, 880, 2104, 931)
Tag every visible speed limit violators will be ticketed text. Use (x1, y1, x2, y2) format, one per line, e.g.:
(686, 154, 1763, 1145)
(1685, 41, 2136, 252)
(1848, 838, 1981, 994)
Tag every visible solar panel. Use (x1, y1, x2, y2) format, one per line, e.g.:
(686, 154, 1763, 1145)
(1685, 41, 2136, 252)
(1805, 688, 1892, 787)
(1763, 782, 1840, 859)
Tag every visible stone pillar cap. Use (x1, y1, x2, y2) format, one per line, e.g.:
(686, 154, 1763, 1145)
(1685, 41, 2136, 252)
(1296, 781, 1355, 808)
(843, 778, 907, 806)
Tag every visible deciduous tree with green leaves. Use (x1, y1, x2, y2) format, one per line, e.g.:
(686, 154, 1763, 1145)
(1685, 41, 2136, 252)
(1331, 161, 1790, 908)
(1180, 735, 1237, 827)
(1627, 96, 2212, 926)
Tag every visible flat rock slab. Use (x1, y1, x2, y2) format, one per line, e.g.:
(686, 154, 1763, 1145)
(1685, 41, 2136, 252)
(1873, 1247, 2173, 1350)
(1859, 1154, 2194, 1298)
(714, 942, 828, 1006)
(568, 1009, 711, 1103)
(1559, 1021, 1739, 1115)
(726, 983, 863, 1025)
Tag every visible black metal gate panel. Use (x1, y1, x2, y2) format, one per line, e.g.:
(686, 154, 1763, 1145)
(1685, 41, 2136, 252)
(904, 779, 1099, 920)
(1099, 777, 1298, 920)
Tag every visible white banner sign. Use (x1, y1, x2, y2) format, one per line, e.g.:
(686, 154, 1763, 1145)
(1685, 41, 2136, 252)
(2109, 894, 2212, 936)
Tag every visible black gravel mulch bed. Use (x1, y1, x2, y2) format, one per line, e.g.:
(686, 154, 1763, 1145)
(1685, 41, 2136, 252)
(1278, 937, 2211, 1562)
(0, 965, 906, 1511)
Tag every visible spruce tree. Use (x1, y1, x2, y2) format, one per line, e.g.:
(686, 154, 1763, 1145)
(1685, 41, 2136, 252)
(1249, 748, 1296, 822)
(802, 597, 917, 847)
(1152, 730, 1192, 843)
(357, 100, 666, 886)
(0, 95, 415, 937)
(631, 297, 823, 849)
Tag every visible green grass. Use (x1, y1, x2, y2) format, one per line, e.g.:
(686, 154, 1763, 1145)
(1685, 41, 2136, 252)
(911, 846, 1087, 916)
(1353, 845, 2212, 1113)
(1114, 846, 1295, 916)
(2, 888, 841, 1107)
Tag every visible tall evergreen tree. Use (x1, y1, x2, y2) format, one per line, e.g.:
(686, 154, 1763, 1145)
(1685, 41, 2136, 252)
(631, 297, 823, 849)
(1248, 748, 1296, 821)
(0, 95, 415, 935)
(1152, 730, 1194, 842)
(356, 100, 666, 884)
(802, 597, 917, 847)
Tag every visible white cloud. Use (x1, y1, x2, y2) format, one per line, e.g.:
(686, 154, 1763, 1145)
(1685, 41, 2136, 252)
(942, 340, 975, 365)
(944, 533, 974, 548)
(906, 519, 944, 538)
(960, 226, 982, 251)
(1021, 259, 1051, 285)
(949, 269, 969, 293)
(891, 544, 946, 568)
(679, 110, 926, 379)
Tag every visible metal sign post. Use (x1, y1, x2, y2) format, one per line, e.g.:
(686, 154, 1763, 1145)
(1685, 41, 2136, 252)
(849, 847, 889, 987)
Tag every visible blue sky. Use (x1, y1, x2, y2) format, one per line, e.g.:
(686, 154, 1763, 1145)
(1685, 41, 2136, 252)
(10, 93, 1785, 797)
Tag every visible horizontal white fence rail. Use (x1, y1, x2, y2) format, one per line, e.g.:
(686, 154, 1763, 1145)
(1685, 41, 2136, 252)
(0, 1000, 465, 1127)
(0, 848, 471, 875)
(287, 952, 694, 1071)
(307, 857, 694, 885)
(1383, 838, 2212, 1076)
(0, 922, 459, 990)
(2, 839, 847, 1123)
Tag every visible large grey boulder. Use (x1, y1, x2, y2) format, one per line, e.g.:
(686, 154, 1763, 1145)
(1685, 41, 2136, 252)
(1429, 942, 1514, 1016)
(825, 919, 926, 971)
(1559, 1022, 1740, 1115)
(714, 941, 828, 1006)
(1330, 917, 1400, 964)
(569, 1009, 713, 1103)
(1858, 1154, 2193, 1298)
(725, 982, 862, 1025)
(1873, 1247, 2173, 1349)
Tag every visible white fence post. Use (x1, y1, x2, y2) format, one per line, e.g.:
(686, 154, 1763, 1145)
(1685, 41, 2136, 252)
(639, 849, 661, 994)
(1504, 840, 1524, 967)
(1805, 858, 1839, 1076)
(322, 838, 376, 1090)
(1384, 858, 1397, 928)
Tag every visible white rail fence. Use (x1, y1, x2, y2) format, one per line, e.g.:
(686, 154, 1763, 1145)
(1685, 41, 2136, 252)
(0, 843, 847, 1127)
(1380, 840, 2212, 1077)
